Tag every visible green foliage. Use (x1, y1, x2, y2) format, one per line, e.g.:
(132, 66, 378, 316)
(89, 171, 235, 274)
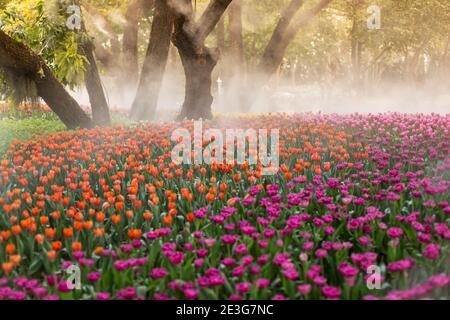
(53, 31, 89, 85)
(0, 0, 89, 89)
(0, 112, 66, 154)
(0, 70, 39, 108)
(238, 0, 450, 80)
(0, 110, 134, 154)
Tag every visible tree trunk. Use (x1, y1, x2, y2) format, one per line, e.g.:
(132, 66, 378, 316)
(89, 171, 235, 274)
(172, 9, 218, 120)
(259, 0, 332, 78)
(81, 39, 111, 126)
(243, 0, 332, 111)
(228, 0, 244, 72)
(82, 2, 121, 70)
(169, 0, 232, 120)
(0, 30, 92, 129)
(226, 0, 245, 109)
(216, 16, 225, 52)
(259, 0, 304, 77)
(78, 12, 111, 126)
(177, 48, 217, 120)
(122, 0, 149, 86)
(350, 11, 363, 92)
(131, 0, 173, 120)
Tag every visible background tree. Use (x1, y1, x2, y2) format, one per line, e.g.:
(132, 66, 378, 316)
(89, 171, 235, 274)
(131, 0, 173, 120)
(1, 0, 450, 122)
(122, 0, 154, 86)
(170, 0, 233, 120)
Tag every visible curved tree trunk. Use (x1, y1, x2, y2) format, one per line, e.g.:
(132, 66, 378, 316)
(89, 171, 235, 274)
(259, 0, 304, 77)
(131, 0, 173, 120)
(82, 2, 121, 70)
(0, 30, 92, 129)
(258, 0, 332, 78)
(170, 0, 232, 120)
(81, 40, 111, 126)
(78, 15, 111, 126)
(242, 0, 332, 111)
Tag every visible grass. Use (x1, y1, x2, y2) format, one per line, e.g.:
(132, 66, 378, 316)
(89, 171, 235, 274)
(0, 110, 134, 155)
(0, 112, 66, 155)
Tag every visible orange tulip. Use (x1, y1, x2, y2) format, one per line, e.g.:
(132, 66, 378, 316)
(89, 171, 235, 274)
(51, 211, 61, 220)
(162, 215, 173, 225)
(10, 255, 21, 267)
(6, 243, 16, 255)
(96, 212, 105, 222)
(2, 262, 13, 274)
(94, 246, 104, 256)
(84, 220, 94, 230)
(72, 242, 82, 251)
(1, 230, 11, 241)
(143, 211, 153, 221)
(52, 241, 63, 251)
(74, 221, 84, 231)
(40, 216, 49, 225)
(35, 234, 45, 244)
(115, 201, 124, 211)
(45, 228, 56, 239)
(94, 228, 104, 237)
(47, 250, 57, 261)
(11, 225, 21, 236)
(206, 193, 215, 202)
(127, 229, 142, 240)
(111, 214, 121, 224)
(126, 210, 134, 219)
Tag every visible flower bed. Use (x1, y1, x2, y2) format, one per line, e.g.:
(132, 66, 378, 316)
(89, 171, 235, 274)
(0, 113, 449, 300)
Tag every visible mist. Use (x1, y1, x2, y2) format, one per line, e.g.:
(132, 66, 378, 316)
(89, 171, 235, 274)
(69, 68, 450, 123)
(70, 0, 450, 121)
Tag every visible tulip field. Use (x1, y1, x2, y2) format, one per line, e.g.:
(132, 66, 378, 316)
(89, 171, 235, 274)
(0, 113, 449, 300)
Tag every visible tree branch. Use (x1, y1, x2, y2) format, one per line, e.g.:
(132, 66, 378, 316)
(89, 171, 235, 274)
(195, 0, 233, 43)
(170, 0, 232, 46)
(0, 30, 93, 128)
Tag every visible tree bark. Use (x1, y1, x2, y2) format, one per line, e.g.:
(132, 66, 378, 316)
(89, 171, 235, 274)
(130, 0, 173, 120)
(258, 0, 332, 77)
(0, 30, 92, 129)
(350, 8, 363, 92)
(82, 2, 121, 69)
(77, 9, 111, 126)
(216, 16, 225, 52)
(195, 0, 233, 44)
(169, 0, 232, 120)
(225, 0, 245, 109)
(81, 38, 111, 126)
(178, 50, 217, 120)
(228, 0, 244, 74)
(240, 0, 332, 111)
(123, 0, 148, 86)
(94, 44, 115, 70)
(259, 0, 304, 77)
